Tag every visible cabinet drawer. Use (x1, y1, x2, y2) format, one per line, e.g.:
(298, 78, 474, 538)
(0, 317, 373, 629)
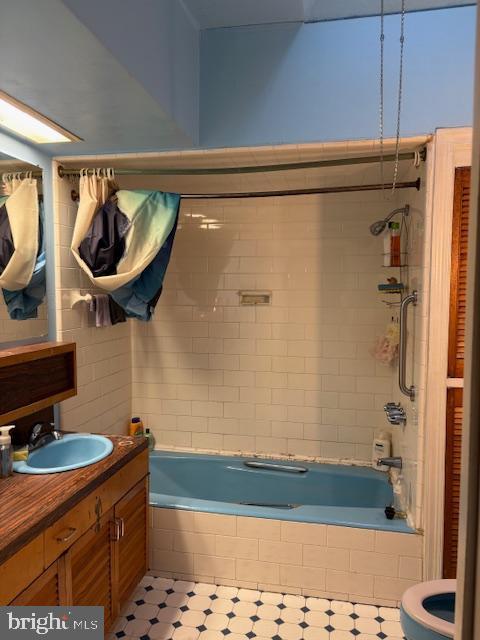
(44, 450, 148, 566)
(44, 492, 98, 567)
(0, 535, 44, 604)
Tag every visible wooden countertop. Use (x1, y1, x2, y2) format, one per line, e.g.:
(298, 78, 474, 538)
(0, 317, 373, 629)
(0, 435, 148, 564)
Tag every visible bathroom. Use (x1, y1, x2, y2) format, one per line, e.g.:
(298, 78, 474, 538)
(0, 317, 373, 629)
(0, 2, 478, 639)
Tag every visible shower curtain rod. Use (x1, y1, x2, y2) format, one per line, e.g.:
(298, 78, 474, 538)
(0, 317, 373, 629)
(68, 178, 421, 202)
(57, 149, 425, 179)
(178, 179, 420, 198)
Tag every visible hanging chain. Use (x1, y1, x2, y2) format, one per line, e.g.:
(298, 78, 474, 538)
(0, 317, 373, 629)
(379, 0, 385, 194)
(391, 0, 406, 194)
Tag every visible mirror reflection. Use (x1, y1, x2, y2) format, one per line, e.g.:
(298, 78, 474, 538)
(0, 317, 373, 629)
(0, 152, 48, 346)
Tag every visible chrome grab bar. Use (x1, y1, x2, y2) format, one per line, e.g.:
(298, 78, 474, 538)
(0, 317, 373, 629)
(243, 461, 308, 474)
(399, 290, 418, 400)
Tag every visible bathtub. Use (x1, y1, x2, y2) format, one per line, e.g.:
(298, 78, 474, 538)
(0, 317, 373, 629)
(149, 451, 421, 605)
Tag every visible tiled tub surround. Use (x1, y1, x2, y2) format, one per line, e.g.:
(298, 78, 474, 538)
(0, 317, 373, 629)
(149, 508, 422, 607)
(131, 190, 399, 463)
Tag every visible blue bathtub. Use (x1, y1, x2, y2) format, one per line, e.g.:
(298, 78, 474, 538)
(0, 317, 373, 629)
(149, 451, 413, 533)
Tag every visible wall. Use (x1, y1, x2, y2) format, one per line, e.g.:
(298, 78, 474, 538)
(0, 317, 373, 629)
(200, 7, 475, 148)
(131, 187, 403, 461)
(52, 165, 131, 433)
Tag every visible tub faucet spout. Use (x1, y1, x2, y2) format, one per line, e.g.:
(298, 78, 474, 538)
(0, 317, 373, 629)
(377, 456, 402, 470)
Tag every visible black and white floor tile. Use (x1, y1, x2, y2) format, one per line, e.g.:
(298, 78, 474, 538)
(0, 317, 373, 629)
(109, 576, 405, 640)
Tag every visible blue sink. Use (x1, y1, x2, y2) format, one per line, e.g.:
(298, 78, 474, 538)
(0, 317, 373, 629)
(13, 434, 114, 474)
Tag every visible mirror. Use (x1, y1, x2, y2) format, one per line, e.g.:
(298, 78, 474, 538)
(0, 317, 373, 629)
(0, 152, 48, 347)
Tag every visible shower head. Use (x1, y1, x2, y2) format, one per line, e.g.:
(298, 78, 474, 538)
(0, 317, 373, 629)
(370, 219, 388, 236)
(369, 205, 410, 236)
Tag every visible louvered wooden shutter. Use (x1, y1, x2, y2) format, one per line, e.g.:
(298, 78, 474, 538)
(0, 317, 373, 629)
(443, 166, 470, 579)
(448, 167, 470, 378)
(443, 388, 463, 578)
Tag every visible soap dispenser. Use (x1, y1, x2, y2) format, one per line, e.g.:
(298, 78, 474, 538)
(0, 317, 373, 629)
(0, 425, 15, 478)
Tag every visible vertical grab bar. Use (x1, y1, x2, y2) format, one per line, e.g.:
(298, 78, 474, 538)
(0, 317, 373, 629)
(399, 290, 418, 400)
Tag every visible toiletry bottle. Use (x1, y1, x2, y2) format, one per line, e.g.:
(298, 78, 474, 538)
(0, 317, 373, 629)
(393, 474, 404, 512)
(372, 430, 391, 471)
(0, 426, 15, 478)
(383, 226, 391, 266)
(145, 428, 156, 451)
(129, 417, 144, 437)
(390, 222, 401, 267)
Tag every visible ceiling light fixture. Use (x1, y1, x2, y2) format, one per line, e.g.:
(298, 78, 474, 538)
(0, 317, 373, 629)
(0, 91, 81, 144)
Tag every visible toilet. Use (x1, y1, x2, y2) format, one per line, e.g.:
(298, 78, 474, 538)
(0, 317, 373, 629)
(400, 580, 455, 640)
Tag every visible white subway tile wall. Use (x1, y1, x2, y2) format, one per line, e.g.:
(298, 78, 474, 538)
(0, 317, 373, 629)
(132, 190, 402, 462)
(53, 163, 132, 434)
(150, 507, 422, 606)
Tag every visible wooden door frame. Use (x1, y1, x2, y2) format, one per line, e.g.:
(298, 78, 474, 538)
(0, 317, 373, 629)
(422, 127, 472, 581)
(457, 4, 480, 636)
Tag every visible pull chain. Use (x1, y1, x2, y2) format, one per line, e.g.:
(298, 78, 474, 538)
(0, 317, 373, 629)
(379, 0, 385, 194)
(391, 0, 406, 195)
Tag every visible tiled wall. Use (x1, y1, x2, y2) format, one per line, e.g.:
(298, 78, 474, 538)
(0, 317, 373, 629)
(132, 190, 399, 462)
(53, 164, 131, 434)
(150, 507, 422, 606)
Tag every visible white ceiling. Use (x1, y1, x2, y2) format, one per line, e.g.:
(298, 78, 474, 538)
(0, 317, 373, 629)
(183, 0, 475, 29)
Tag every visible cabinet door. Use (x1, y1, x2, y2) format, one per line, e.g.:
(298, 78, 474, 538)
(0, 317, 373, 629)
(113, 478, 148, 613)
(11, 561, 63, 606)
(66, 510, 115, 631)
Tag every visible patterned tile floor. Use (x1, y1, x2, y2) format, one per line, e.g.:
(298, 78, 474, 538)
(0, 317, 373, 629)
(110, 576, 405, 640)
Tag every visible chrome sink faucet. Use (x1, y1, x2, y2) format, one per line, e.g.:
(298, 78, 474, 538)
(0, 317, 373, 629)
(29, 422, 63, 451)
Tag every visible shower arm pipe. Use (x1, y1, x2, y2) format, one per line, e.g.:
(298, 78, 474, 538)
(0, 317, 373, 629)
(399, 290, 418, 401)
(57, 148, 426, 179)
(68, 178, 421, 202)
(383, 204, 410, 225)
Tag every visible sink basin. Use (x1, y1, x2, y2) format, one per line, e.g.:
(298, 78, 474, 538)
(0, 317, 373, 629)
(13, 434, 114, 474)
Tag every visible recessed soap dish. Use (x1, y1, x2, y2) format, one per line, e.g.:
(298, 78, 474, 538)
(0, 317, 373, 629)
(239, 291, 272, 306)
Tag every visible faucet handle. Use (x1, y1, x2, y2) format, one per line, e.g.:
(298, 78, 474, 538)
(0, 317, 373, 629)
(384, 402, 401, 411)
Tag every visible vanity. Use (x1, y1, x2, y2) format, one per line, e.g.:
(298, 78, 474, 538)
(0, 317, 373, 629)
(0, 340, 148, 632)
(0, 435, 148, 630)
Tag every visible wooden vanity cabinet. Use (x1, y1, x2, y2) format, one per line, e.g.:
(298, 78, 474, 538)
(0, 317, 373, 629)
(66, 510, 115, 629)
(1, 447, 148, 633)
(63, 477, 148, 626)
(113, 479, 148, 611)
(12, 561, 65, 606)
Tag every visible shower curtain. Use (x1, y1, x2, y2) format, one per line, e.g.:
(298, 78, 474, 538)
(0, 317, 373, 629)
(0, 174, 46, 319)
(71, 172, 180, 320)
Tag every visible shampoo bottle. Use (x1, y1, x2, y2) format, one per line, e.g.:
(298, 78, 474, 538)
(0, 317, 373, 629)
(145, 428, 156, 451)
(372, 430, 391, 471)
(129, 417, 144, 437)
(0, 426, 15, 478)
(390, 222, 401, 266)
(383, 227, 391, 266)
